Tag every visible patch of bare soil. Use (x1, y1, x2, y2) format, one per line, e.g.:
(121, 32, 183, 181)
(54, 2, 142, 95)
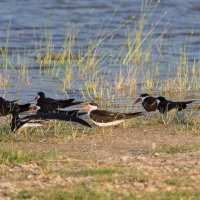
(1, 124, 200, 199)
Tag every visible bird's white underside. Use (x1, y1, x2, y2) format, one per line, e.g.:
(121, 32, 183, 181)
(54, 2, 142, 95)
(90, 118, 124, 127)
(22, 123, 45, 128)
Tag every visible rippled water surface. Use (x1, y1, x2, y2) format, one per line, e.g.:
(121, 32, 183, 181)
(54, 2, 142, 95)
(0, 0, 200, 112)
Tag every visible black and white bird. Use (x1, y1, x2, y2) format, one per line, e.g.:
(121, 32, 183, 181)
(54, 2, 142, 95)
(10, 110, 91, 132)
(34, 92, 83, 110)
(33, 105, 87, 117)
(134, 93, 157, 117)
(0, 97, 31, 116)
(151, 96, 195, 114)
(81, 103, 143, 128)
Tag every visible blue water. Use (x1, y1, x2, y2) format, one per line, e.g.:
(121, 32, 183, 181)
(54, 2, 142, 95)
(0, 0, 199, 111)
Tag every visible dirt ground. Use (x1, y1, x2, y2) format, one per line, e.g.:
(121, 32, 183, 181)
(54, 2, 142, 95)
(1, 124, 200, 199)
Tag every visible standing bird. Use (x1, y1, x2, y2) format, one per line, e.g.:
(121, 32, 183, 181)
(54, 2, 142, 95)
(34, 92, 83, 110)
(0, 97, 31, 116)
(10, 110, 91, 132)
(81, 103, 143, 129)
(151, 96, 195, 114)
(134, 93, 157, 117)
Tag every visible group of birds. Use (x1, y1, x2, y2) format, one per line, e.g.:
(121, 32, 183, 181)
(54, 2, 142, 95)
(133, 93, 196, 117)
(7, 92, 91, 132)
(0, 92, 197, 133)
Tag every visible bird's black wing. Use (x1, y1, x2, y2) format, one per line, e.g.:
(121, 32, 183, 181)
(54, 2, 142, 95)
(18, 103, 31, 108)
(157, 101, 170, 113)
(174, 101, 195, 111)
(158, 101, 182, 113)
(22, 113, 91, 128)
(57, 99, 75, 104)
(60, 102, 84, 108)
(175, 100, 195, 105)
(55, 109, 79, 116)
(163, 100, 195, 113)
(90, 110, 126, 123)
(0, 103, 12, 116)
(55, 109, 88, 117)
(38, 98, 64, 107)
(36, 102, 60, 111)
(142, 97, 157, 112)
(168, 102, 190, 112)
(16, 103, 31, 113)
(123, 112, 143, 119)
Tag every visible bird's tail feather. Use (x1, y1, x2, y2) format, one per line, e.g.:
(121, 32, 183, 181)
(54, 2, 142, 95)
(176, 100, 196, 105)
(124, 112, 143, 119)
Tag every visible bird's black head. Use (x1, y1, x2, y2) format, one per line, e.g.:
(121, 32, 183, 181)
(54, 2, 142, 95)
(0, 97, 5, 102)
(140, 93, 150, 97)
(37, 92, 45, 98)
(157, 96, 167, 101)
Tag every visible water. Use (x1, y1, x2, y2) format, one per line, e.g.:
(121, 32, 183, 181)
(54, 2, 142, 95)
(0, 0, 200, 112)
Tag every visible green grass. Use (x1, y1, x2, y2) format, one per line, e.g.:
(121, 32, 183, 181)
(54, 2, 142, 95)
(140, 191, 200, 200)
(69, 168, 118, 177)
(0, 120, 91, 143)
(164, 177, 195, 187)
(0, 170, 11, 177)
(45, 168, 119, 178)
(147, 144, 200, 154)
(10, 168, 148, 199)
(45, 166, 148, 183)
(11, 189, 200, 200)
(0, 148, 57, 165)
(12, 189, 120, 200)
(0, 112, 199, 144)
(164, 179, 183, 187)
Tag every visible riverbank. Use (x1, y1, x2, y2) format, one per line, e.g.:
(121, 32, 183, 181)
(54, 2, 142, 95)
(1, 124, 200, 199)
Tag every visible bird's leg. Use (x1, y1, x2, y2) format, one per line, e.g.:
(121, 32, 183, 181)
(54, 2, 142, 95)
(23, 129, 28, 140)
(155, 110, 159, 118)
(45, 124, 51, 133)
(98, 126, 105, 133)
(14, 128, 22, 140)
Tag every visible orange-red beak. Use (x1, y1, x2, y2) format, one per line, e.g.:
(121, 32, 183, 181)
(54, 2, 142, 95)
(151, 100, 157, 106)
(82, 105, 91, 110)
(34, 96, 38, 101)
(134, 98, 141, 104)
(28, 106, 37, 112)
